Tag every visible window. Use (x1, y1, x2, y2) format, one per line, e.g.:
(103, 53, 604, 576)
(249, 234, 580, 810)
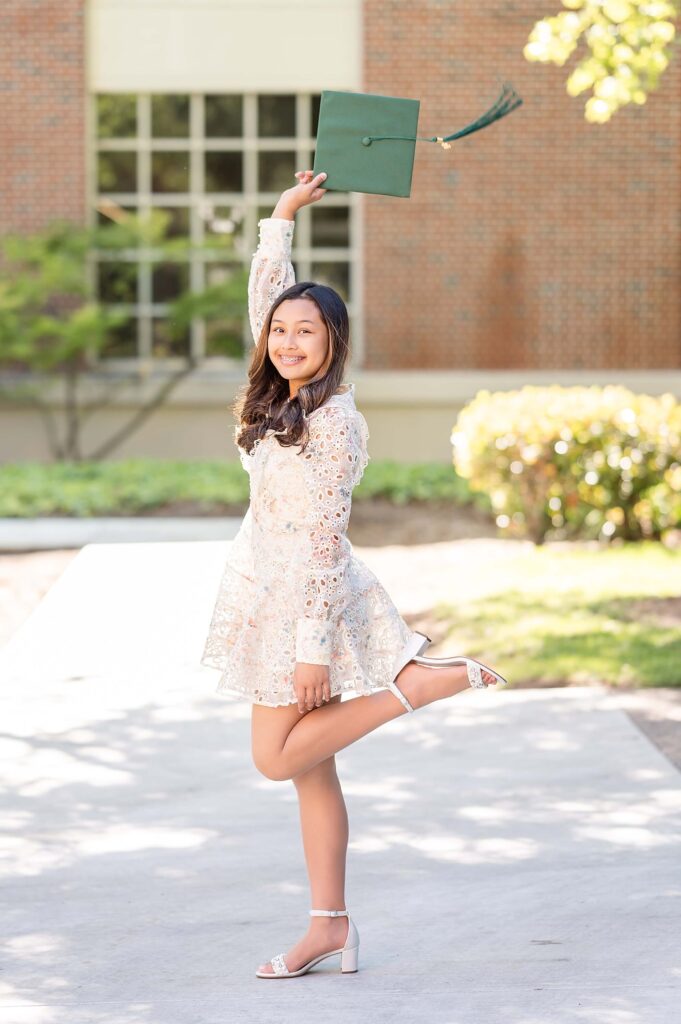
(92, 93, 361, 365)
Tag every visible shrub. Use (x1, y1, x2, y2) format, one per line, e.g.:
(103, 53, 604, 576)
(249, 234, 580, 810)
(451, 385, 681, 544)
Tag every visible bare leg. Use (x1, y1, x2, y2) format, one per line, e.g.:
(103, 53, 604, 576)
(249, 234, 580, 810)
(252, 660, 494, 783)
(257, 729, 350, 974)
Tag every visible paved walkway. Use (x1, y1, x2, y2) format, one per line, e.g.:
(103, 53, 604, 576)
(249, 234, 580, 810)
(0, 517, 243, 551)
(1, 540, 679, 1023)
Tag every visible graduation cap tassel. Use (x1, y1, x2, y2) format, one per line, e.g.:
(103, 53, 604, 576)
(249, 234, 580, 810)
(436, 82, 523, 146)
(362, 82, 523, 149)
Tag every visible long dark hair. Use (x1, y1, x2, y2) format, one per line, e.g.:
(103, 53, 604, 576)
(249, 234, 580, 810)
(234, 281, 350, 455)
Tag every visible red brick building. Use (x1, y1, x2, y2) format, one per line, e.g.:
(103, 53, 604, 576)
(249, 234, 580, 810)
(1, 0, 679, 460)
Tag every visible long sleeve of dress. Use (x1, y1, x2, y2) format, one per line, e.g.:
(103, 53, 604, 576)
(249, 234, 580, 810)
(247, 217, 296, 345)
(294, 404, 364, 665)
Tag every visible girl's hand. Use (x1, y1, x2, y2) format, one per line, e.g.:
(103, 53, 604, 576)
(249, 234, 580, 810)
(272, 169, 327, 220)
(293, 661, 332, 713)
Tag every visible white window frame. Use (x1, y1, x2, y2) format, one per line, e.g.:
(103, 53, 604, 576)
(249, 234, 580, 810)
(89, 91, 364, 372)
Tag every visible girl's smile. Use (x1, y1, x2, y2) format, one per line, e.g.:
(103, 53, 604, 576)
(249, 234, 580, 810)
(268, 295, 331, 397)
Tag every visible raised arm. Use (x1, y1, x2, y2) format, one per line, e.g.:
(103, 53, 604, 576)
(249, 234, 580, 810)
(246, 168, 328, 346)
(247, 218, 296, 345)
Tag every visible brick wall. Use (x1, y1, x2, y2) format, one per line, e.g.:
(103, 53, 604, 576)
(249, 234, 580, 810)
(363, 1, 681, 370)
(0, 0, 86, 234)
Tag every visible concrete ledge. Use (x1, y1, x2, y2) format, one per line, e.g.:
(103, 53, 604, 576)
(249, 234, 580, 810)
(2, 369, 679, 463)
(0, 517, 244, 551)
(2, 367, 680, 408)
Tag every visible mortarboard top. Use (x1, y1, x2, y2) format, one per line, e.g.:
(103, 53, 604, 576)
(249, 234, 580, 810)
(312, 84, 523, 198)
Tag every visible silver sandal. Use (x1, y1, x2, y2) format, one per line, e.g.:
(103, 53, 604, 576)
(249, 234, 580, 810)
(255, 908, 360, 978)
(387, 631, 509, 714)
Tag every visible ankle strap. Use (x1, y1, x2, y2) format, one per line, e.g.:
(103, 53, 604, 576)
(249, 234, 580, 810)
(309, 909, 348, 917)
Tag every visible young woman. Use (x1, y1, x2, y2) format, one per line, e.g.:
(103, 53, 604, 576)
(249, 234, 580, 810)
(201, 169, 507, 980)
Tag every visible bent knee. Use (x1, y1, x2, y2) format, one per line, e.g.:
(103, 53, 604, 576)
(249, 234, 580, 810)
(252, 751, 291, 782)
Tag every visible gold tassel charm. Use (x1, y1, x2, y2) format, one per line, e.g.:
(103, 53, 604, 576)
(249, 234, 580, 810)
(436, 137, 452, 150)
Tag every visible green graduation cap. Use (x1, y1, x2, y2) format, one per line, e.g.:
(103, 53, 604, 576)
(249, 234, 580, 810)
(312, 84, 523, 198)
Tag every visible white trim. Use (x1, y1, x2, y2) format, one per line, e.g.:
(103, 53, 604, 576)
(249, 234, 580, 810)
(4, 370, 680, 409)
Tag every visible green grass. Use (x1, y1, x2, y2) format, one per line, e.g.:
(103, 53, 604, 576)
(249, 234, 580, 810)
(432, 542, 681, 688)
(0, 458, 480, 517)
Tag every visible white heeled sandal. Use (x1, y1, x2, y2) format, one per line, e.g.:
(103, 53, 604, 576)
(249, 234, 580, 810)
(386, 630, 509, 713)
(255, 909, 360, 978)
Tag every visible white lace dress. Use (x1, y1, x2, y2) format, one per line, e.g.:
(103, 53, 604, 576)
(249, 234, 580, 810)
(200, 217, 423, 707)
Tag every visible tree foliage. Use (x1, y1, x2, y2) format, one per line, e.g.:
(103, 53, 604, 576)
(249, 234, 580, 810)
(524, 0, 678, 122)
(0, 210, 247, 461)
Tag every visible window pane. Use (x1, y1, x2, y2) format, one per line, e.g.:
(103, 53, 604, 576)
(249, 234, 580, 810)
(152, 94, 190, 137)
(205, 316, 245, 358)
(311, 206, 350, 247)
(205, 95, 243, 137)
(152, 317, 191, 357)
(205, 152, 243, 192)
(152, 262, 189, 302)
(153, 207, 190, 239)
(258, 151, 296, 193)
(98, 152, 137, 192)
(97, 94, 137, 138)
(258, 95, 296, 137)
(311, 262, 350, 300)
(151, 152, 190, 192)
(311, 94, 322, 136)
(204, 262, 243, 287)
(102, 317, 138, 358)
(97, 262, 138, 303)
(203, 204, 246, 243)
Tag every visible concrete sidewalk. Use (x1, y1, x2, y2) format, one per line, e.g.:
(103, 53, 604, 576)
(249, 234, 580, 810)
(1, 541, 680, 1024)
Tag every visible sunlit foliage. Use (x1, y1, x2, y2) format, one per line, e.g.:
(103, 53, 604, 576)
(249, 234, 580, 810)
(524, 1, 678, 122)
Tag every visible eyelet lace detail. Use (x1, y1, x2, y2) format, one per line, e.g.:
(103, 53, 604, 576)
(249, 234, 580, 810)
(199, 217, 419, 706)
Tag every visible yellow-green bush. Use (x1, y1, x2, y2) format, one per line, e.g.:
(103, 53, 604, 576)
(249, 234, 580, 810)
(451, 385, 681, 544)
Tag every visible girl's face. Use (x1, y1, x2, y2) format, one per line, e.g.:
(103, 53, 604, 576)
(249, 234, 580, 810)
(268, 297, 331, 395)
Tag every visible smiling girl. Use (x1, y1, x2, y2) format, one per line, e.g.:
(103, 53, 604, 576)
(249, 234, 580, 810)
(200, 168, 507, 979)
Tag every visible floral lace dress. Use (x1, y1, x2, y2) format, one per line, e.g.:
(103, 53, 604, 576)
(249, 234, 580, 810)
(200, 217, 423, 707)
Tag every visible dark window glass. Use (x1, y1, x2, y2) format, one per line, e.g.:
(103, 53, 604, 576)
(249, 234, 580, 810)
(311, 94, 322, 136)
(151, 152, 190, 192)
(205, 316, 245, 358)
(98, 152, 137, 192)
(311, 206, 350, 247)
(310, 261, 349, 300)
(97, 262, 138, 303)
(97, 94, 137, 138)
(205, 95, 243, 137)
(258, 151, 296, 193)
(258, 95, 296, 137)
(101, 317, 138, 358)
(152, 316, 191, 357)
(151, 94, 190, 137)
(205, 152, 243, 192)
(152, 262, 190, 302)
(153, 207, 190, 239)
(205, 262, 243, 288)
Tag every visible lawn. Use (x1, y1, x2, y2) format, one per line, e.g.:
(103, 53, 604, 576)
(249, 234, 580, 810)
(0, 458, 476, 517)
(431, 541, 681, 688)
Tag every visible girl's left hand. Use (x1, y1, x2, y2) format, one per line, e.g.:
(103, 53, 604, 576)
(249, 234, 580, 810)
(293, 662, 331, 713)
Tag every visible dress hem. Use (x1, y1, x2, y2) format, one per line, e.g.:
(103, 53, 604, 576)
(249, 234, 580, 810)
(213, 677, 393, 708)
